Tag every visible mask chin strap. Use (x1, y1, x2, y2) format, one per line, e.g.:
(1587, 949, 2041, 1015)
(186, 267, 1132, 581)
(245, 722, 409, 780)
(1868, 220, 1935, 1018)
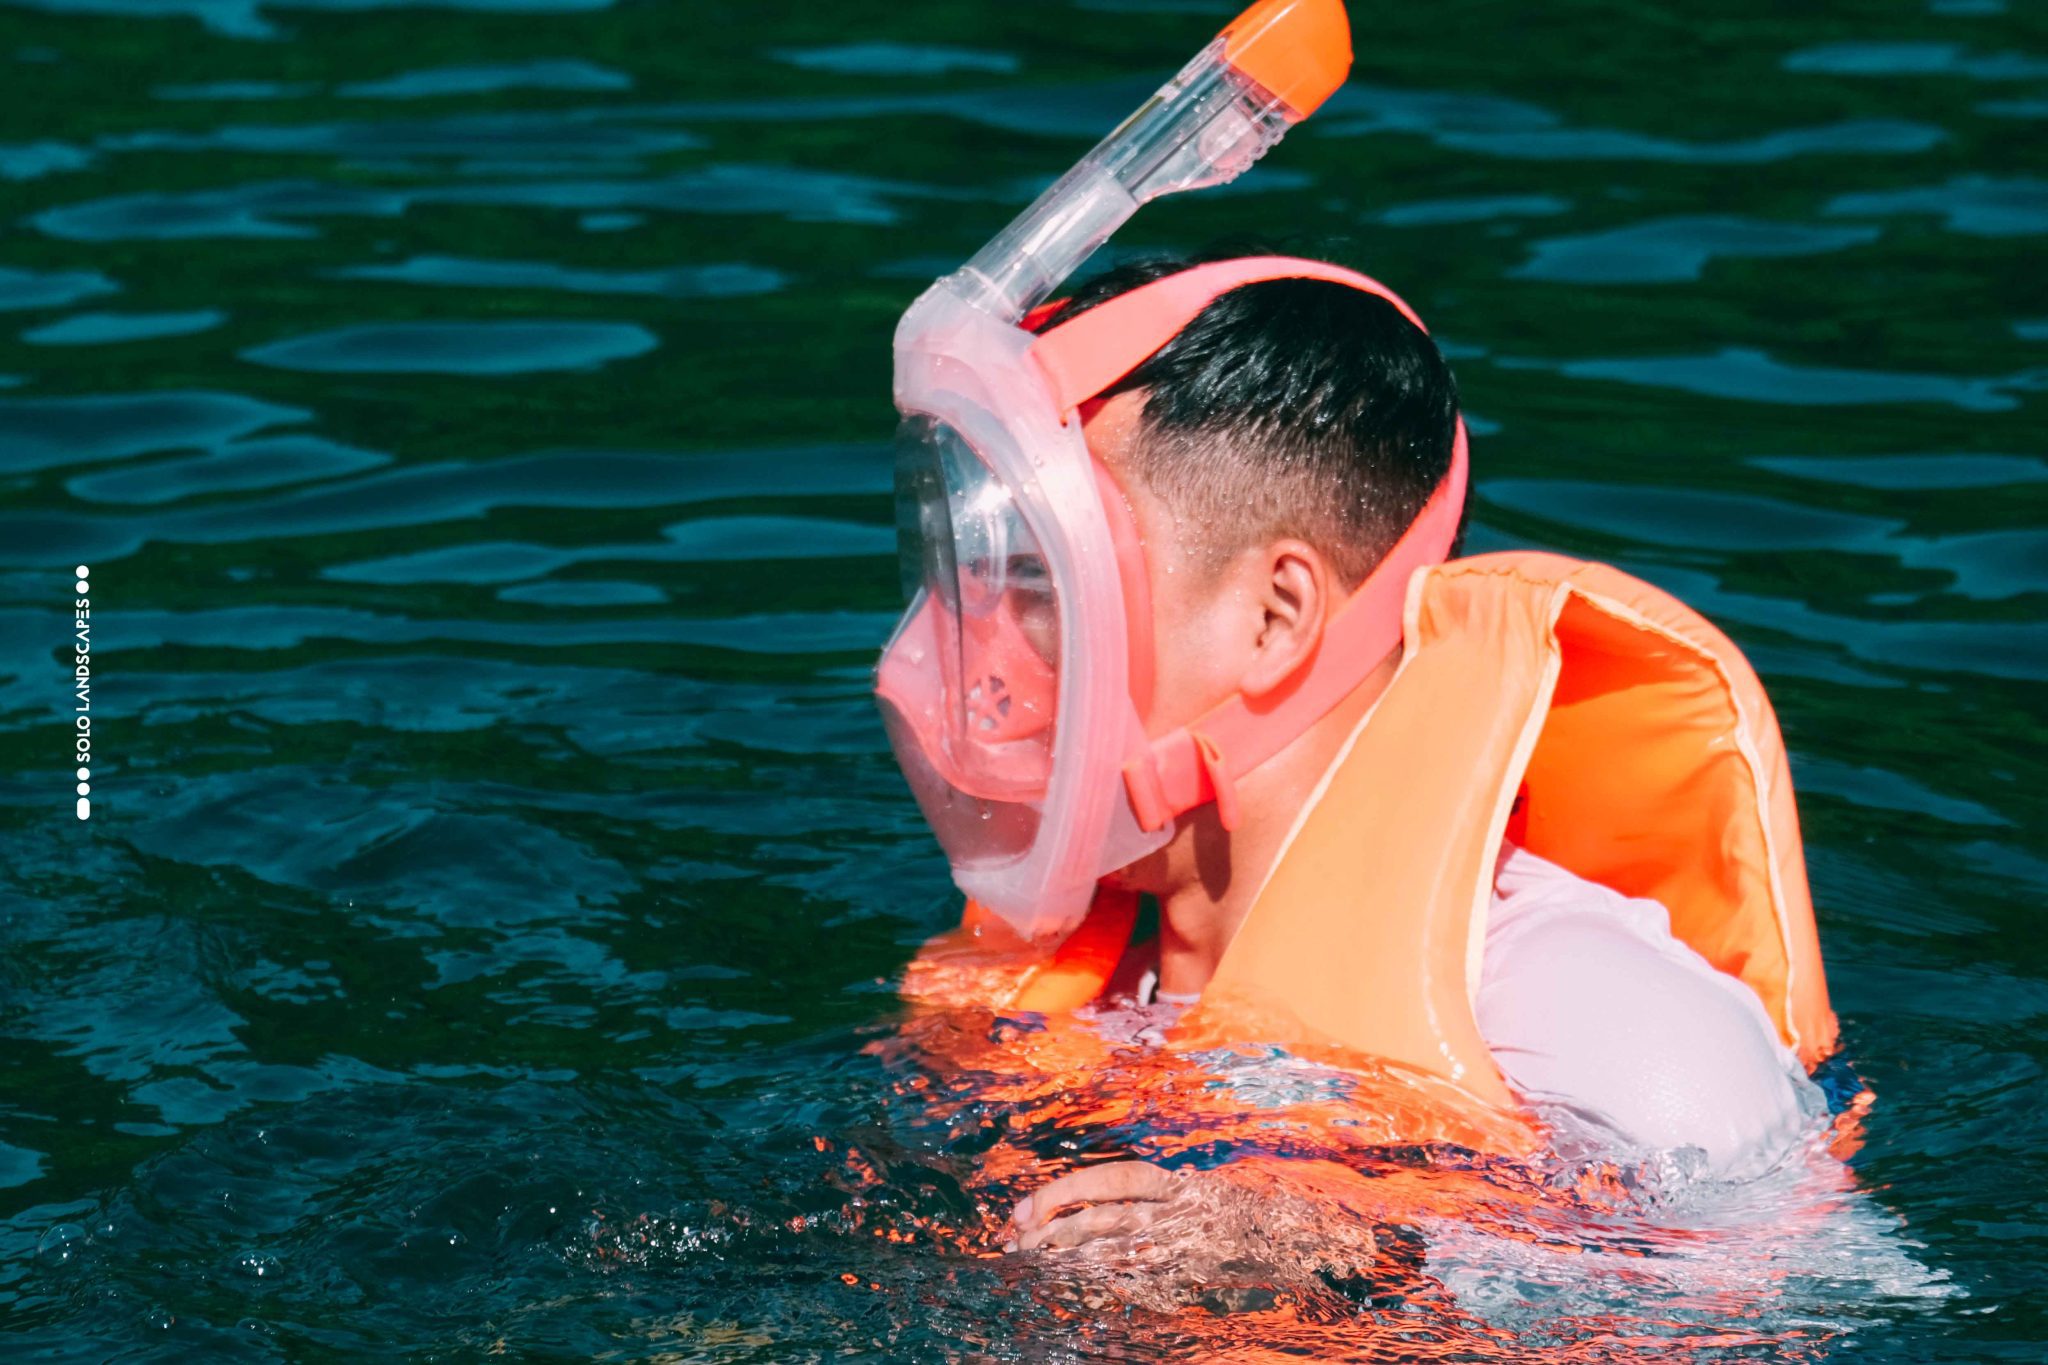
(1027, 254, 1472, 834)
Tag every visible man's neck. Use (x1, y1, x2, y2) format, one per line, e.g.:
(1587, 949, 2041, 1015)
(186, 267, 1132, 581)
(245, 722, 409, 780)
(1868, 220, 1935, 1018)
(1148, 650, 1402, 998)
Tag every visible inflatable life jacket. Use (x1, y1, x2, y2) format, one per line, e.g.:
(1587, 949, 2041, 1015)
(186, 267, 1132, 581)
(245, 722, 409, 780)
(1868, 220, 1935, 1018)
(904, 552, 1838, 1150)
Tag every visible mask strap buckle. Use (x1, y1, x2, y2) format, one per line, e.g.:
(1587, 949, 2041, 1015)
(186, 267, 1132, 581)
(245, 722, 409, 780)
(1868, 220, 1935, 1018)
(1193, 732, 1242, 832)
(1123, 751, 1173, 833)
(1119, 732, 1240, 833)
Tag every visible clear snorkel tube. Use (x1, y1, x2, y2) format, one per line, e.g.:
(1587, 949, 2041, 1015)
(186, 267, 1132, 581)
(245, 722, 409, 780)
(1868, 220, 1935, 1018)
(936, 0, 1353, 323)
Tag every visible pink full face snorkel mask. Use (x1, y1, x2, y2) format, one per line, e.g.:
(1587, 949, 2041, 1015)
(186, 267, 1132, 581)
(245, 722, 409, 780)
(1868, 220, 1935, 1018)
(876, 0, 1469, 942)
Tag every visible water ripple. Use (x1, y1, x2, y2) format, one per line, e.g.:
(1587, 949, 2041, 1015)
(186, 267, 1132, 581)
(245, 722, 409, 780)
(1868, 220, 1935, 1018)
(0, 1143, 45, 1190)
(769, 44, 1020, 77)
(328, 255, 785, 298)
(1752, 453, 2048, 490)
(36, 165, 950, 241)
(65, 435, 391, 505)
(1827, 174, 2048, 236)
(0, 140, 93, 180)
(81, 602, 896, 654)
(241, 321, 657, 375)
(33, 179, 408, 242)
(1378, 194, 1571, 227)
(338, 59, 632, 100)
(1979, 96, 2048, 119)
(153, 80, 318, 101)
(0, 389, 304, 473)
(8, 0, 620, 42)
(323, 516, 891, 584)
(1317, 82, 1558, 138)
(1513, 216, 1881, 284)
(428, 163, 954, 226)
(1545, 346, 2023, 411)
(0, 445, 888, 566)
(107, 111, 698, 162)
(1486, 480, 1900, 552)
(1632, 564, 2048, 681)
(1784, 41, 2048, 80)
(1489, 478, 2048, 611)
(497, 579, 666, 607)
(0, 265, 118, 312)
(22, 309, 226, 346)
(1436, 118, 1946, 163)
(126, 772, 634, 927)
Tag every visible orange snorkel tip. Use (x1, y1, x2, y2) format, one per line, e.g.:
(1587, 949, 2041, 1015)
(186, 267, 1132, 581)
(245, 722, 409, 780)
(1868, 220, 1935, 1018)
(1221, 0, 1354, 118)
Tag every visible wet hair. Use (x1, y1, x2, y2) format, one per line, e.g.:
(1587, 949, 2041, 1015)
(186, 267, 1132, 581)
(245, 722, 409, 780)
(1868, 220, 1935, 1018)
(1035, 246, 1465, 586)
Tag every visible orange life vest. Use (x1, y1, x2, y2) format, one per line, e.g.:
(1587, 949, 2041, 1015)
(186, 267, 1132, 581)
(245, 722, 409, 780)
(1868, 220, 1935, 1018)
(903, 551, 1839, 1154)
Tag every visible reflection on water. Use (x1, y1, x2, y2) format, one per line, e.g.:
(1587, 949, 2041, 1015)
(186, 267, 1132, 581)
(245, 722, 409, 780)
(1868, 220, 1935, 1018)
(328, 255, 786, 297)
(1539, 347, 2024, 411)
(241, 319, 658, 374)
(1826, 173, 2048, 235)
(1783, 41, 2048, 81)
(0, 0, 2042, 1358)
(23, 309, 228, 346)
(0, 265, 118, 310)
(1512, 217, 1883, 284)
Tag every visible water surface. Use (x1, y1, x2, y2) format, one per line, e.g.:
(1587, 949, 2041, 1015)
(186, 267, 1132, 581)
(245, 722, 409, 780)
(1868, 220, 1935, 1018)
(0, 0, 2043, 1359)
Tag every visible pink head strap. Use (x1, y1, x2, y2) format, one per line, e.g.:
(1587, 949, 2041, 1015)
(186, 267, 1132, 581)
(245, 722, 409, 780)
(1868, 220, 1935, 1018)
(1029, 256, 1471, 832)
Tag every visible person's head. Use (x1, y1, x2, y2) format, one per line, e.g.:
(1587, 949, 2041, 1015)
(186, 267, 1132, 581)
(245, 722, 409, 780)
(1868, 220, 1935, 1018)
(1035, 248, 1466, 745)
(877, 245, 1468, 932)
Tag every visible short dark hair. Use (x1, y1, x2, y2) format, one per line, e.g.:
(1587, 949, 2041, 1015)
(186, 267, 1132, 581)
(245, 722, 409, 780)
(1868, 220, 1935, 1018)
(1037, 247, 1464, 586)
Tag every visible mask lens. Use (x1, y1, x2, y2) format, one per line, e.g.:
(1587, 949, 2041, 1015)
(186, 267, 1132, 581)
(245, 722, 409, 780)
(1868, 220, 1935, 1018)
(887, 416, 1060, 807)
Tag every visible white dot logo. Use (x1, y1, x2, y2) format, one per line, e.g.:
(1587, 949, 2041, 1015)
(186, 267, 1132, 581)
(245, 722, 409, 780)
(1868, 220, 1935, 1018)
(76, 564, 90, 594)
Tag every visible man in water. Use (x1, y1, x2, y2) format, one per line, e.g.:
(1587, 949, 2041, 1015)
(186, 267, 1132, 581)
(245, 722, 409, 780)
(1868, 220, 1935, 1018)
(873, 1, 1835, 1258)
(948, 253, 1824, 1251)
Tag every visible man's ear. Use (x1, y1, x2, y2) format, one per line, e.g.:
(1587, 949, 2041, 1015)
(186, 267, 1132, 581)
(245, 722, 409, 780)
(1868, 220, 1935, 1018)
(1239, 538, 1331, 699)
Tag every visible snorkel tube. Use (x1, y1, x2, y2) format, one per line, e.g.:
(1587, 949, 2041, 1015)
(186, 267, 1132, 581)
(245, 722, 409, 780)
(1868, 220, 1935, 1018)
(934, 0, 1352, 323)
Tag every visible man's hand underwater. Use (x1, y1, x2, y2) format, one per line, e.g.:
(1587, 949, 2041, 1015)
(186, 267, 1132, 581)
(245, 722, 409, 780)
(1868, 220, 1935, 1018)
(1004, 1160, 1197, 1253)
(1002, 1158, 1392, 1318)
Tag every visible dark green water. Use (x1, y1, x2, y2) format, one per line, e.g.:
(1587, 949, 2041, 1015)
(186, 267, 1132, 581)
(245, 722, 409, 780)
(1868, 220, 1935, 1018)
(0, 0, 2043, 1358)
